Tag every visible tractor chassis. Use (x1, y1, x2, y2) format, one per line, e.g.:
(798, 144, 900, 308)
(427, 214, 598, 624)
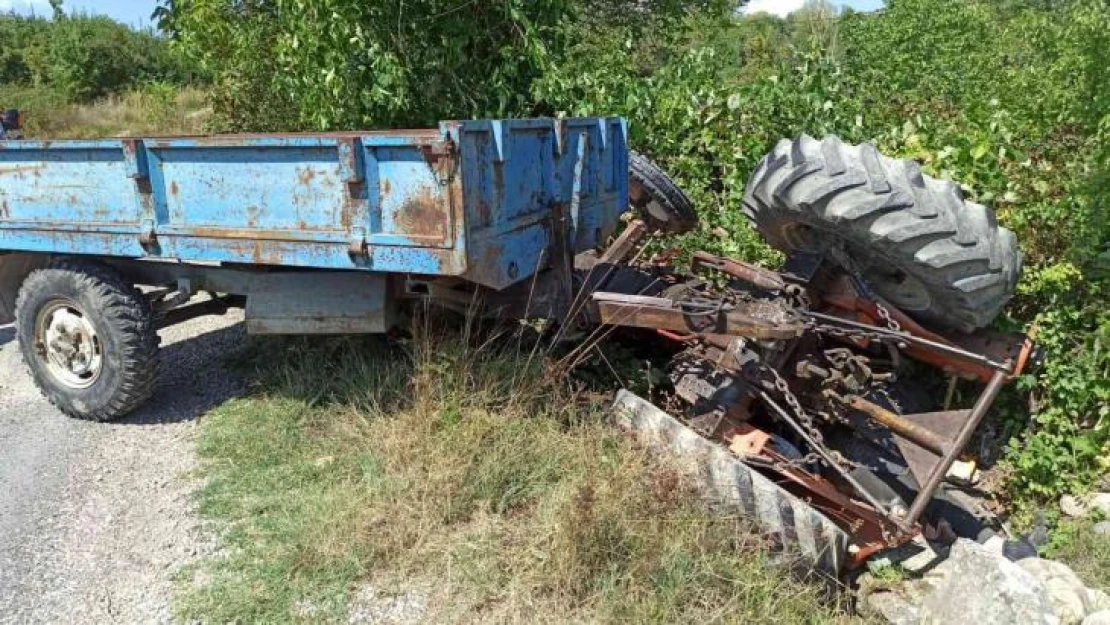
(570, 221, 1036, 564)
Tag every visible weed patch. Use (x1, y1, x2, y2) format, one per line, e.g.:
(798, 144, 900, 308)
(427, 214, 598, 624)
(1046, 519, 1110, 592)
(178, 328, 846, 623)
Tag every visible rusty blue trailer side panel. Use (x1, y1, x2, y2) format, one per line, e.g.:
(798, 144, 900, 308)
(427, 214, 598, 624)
(0, 117, 627, 290)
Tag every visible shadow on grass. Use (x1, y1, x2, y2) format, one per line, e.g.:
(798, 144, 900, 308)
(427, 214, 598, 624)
(224, 332, 417, 414)
(178, 323, 850, 623)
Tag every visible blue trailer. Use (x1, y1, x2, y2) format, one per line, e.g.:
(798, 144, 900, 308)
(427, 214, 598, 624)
(0, 117, 637, 419)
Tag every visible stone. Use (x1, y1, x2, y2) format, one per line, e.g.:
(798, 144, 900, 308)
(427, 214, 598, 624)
(1089, 589, 1110, 612)
(1091, 493, 1110, 517)
(917, 539, 1058, 625)
(1084, 611, 1110, 625)
(1060, 492, 1110, 518)
(1062, 495, 1090, 518)
(866, 591, 920, 625)
(947, 459, 979, 485)
(1093, 521, 1110, 536)
(980, 533, 1007, 555)
(1002, 539, 1040, 561)
(1019, 558, 1092, 624)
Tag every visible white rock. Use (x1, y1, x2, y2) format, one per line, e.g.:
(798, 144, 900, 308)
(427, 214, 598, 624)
(1062, 495, 1090, 517)
(918, 539, 1059, 625)
(980, 534, 1007, 555)
(1091, 493, 1110, 517)
(1089, 589, 1110, 613)
(1019, 558, 1092, 624)
(1093, 521, 1110, 536)
(1060, 493, 1110, 518)
(866, 591, 920, 625)
(1084, 611, 1110, 625)
(947, 459, 979, 485)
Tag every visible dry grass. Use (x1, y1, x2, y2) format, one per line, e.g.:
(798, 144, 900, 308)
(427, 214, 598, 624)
(0, 84, 210, 139)
(177, 320, 850, 623)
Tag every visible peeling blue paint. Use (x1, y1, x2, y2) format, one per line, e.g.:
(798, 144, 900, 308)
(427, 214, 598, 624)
(0, 118, 628, 290)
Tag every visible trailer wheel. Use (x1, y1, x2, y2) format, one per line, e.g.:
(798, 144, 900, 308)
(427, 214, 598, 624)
(15, 259, 159, 421)
(743, 135, 1020, 333)
(629, 151, 698, 234)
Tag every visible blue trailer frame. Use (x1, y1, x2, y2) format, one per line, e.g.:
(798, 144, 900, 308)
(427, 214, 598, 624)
(0, 118, 627, 287)
(0, 116, 630, 419)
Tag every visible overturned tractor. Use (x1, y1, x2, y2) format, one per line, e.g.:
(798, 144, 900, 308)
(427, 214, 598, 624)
(577, 136, 1034, 571)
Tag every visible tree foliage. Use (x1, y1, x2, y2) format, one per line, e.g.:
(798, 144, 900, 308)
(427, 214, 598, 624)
(0, 11, 196, 103)
(155, 0, 734, 130)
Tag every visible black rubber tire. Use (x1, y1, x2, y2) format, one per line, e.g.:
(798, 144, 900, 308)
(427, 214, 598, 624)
(15, 259, 159, 421)
(743, 135, 1020, 333)
(629, 150, 698, 234)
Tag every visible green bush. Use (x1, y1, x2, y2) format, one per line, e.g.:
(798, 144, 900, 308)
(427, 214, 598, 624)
(0, 12, 200, 105)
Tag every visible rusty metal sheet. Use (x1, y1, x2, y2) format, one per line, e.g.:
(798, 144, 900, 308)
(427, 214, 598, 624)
(593, 292, 804, 340)
(243, 271, 392, 334)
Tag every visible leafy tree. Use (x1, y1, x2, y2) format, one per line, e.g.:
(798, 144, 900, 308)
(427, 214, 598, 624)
(155, 0, 735, 130)
(0, 10, 199, 103)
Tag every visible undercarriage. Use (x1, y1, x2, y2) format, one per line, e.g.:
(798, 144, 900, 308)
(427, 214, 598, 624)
(566, 220, 1038, 568)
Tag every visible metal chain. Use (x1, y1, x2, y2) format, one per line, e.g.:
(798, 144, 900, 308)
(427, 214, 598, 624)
(874, 300, 902, 332)
(764, 365, 826, 445)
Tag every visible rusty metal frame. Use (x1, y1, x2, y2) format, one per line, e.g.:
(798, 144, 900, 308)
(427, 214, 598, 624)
(584, 247, 1037, 559)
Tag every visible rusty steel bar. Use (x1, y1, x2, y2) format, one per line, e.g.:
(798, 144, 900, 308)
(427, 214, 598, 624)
(902, 368, 1009, 529)
(598, 220, 647, 265)
(844, 395, 950, 456)
(592, 293, 803, 340)
(805, 310, 1011, 372)
(691, 251, 787, 291)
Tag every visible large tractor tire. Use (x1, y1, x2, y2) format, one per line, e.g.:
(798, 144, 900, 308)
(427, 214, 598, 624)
(742, 135, 1020, 333)
(629, 150, 698, 234)
(15, 259, 159, 421)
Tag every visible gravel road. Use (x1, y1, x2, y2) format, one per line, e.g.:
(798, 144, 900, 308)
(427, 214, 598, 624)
(0, 309, 246, 624)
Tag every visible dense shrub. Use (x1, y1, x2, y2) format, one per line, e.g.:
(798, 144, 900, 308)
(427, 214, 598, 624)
(0, 11, 198, 104)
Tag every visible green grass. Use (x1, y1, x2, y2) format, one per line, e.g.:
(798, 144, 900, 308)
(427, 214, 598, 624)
(1047, 519, 1110, 592)
(0, 83, 210, 139)
(176, 324, 849, 623)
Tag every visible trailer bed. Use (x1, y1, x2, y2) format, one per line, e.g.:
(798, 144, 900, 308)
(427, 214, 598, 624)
(0, 118, 628, 290)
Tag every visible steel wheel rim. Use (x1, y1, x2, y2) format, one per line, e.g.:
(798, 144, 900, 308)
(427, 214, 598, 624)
(34, 299, 103, 389)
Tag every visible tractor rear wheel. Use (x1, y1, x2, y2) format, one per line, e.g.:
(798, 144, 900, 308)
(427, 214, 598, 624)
(742, 135, 1020, 333)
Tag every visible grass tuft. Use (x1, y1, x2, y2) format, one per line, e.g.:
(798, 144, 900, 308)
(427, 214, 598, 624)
(0, 83, 210, 139)
(177, 322, 847, 623)
(1046, 518, 1110, 592)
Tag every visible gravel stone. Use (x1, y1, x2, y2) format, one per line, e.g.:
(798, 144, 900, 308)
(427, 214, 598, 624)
(0, 308, 245, 624)
(347, 584, 429, 625)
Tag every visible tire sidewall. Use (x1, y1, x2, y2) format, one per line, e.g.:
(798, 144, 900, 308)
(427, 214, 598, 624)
(16, 269, 130, 418)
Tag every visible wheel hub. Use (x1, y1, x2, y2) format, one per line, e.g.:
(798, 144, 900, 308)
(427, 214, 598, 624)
(36, 301, 102, 389)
